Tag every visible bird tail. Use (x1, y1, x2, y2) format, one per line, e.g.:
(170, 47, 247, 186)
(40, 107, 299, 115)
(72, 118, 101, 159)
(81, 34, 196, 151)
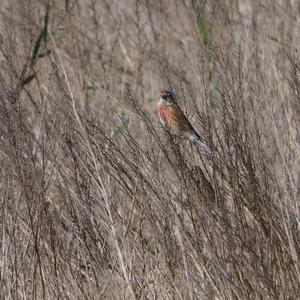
(190, 132, 211, 154)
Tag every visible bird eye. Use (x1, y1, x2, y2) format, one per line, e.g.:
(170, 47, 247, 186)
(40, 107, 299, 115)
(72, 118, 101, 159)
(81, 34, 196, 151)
(168, 94, 174, 102)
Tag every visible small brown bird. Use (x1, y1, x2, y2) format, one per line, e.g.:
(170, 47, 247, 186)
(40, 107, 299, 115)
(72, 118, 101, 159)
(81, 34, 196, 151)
(157, 90, 210, 153)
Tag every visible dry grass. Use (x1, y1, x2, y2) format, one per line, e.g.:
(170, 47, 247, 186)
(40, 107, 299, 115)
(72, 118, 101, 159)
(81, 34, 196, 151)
(0, 0, 299, 299)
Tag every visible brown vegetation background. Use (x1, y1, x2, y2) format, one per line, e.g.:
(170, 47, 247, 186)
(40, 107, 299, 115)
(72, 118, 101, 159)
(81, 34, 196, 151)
(0, 0, 299, 299)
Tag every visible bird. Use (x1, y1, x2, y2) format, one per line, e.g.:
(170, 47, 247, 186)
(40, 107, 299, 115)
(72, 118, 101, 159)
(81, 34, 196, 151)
(157, 90, 210, 153)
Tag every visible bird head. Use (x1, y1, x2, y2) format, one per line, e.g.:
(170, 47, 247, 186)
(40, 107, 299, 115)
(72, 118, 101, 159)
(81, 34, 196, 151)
(159, 90, 176, 105)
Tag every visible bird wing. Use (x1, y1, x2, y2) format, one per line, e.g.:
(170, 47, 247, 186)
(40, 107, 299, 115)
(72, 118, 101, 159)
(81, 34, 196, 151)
(167, 104, 195, 134)
(168, 105, 211, 153)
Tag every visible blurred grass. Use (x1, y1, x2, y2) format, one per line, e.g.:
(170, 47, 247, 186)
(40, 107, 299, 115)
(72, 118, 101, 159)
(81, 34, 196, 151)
(21, 1, 49, 87)
(197, 13, 216, 107)
(0, 0, 299, 299)
(197, 13, 209, 47)
(112, 112, 131, 138)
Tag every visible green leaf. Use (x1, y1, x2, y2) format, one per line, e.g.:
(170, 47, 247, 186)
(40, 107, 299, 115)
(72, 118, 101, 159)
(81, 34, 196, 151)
(112, 113, 131, 138)
(43, 1, 50, 44)
(38, 49, 51, 58)
(30, 2, 49, 68)
(65, 0, 70, 12)
(208, 80, 219, 107)
(21, 73, 35, 86)
(30, 30, 44, 68)
(197, 14, 209, 47)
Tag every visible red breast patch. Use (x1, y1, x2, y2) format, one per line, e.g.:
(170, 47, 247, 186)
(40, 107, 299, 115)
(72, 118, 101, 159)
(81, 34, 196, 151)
(158, 107, 170, 121)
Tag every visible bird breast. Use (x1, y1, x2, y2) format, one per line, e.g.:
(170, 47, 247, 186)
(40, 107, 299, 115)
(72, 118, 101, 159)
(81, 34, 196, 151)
(157, 105, 188, 134)
(158, 106, 170, 120)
